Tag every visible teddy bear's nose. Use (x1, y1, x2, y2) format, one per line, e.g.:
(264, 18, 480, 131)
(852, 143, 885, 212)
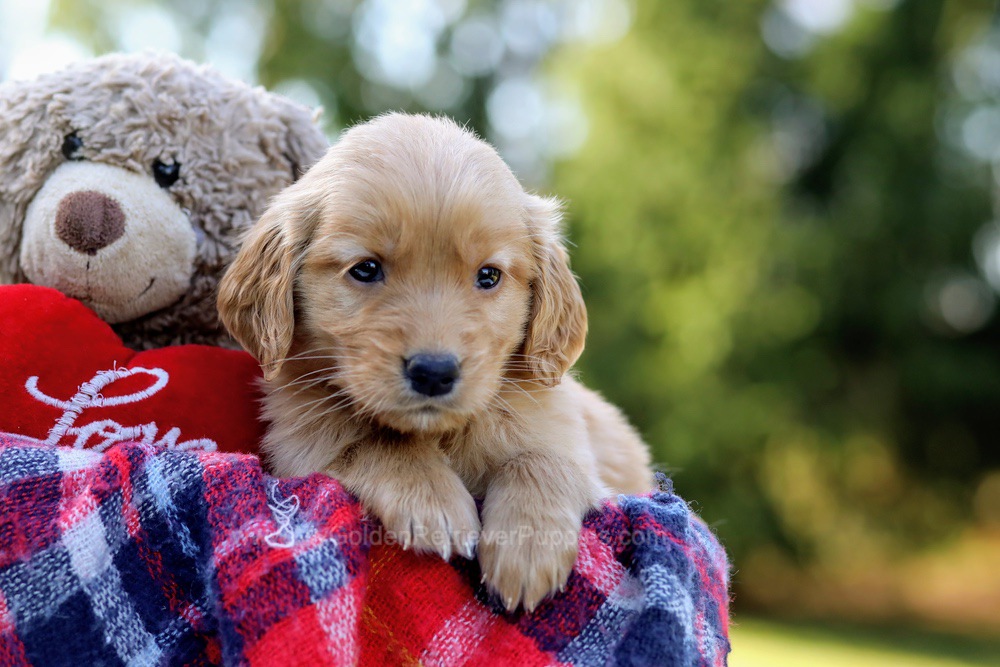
(55, 191, 126, 256)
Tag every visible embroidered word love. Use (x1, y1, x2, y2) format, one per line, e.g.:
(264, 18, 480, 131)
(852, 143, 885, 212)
(24, 367, 218, 452)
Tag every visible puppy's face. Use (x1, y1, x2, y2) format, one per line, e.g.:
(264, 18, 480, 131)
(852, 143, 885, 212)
(219, 114, 587, 433)
(296, 162, 535, 432)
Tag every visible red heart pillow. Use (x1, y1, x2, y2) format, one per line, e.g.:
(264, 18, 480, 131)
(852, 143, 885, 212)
(0, 284, 264, 455)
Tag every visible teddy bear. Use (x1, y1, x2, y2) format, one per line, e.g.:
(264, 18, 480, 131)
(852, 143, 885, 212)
(0, 52, 329, 349)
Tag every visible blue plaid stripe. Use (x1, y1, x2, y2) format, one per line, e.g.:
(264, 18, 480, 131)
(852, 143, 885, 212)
(296, 539, 348, 602)
(0, 439, 730, 666)
(0, 546, 80, 627)
(556, 574, 645, 666)
(0, 446, 57, 486)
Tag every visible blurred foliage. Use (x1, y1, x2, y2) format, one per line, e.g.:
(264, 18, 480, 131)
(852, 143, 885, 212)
(45, 0, 1000, 626)
(550, 0, 1000, 618)
(259, 0, 487, 132)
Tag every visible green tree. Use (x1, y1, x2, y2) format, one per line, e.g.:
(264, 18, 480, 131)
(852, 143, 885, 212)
(552, 0, 999, 612)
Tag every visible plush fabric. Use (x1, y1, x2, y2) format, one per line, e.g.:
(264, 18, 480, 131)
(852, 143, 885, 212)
(0, 52, 329, 348)
(0, 436, 730, 666)
(0, 283, 731, 665)
(0, 284, 264, 455)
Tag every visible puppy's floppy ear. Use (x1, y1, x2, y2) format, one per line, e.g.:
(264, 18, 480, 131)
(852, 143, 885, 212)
(521, 195, 588, 387)
(218, 192, 305, 381)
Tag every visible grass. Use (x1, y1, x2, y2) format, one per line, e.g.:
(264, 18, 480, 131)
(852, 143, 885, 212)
(729, 617, 1000, 667)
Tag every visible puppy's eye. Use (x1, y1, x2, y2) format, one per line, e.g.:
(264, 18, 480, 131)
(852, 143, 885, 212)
(476, 266, 502, 290)
(348, 259, 384, 283)
(62, 133, 84, 160)
(152, 159, 181, 188)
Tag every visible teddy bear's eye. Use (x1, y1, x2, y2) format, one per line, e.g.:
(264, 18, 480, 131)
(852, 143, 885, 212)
(61, 133, 84, 161)
(152, 159, 181, 189)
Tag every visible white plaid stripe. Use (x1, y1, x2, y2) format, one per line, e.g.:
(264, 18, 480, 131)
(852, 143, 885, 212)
(140, 454, 200, 556)
(574, 528, 626, 596)
(62, 504, 162, 665)
(420, 599, 495, 667)
(316, 580, 361, 665)
(642, 562, 694, 639)
(86, 567, 163, 666)
(62, 508, 110, 581)
(55, 447, 102, 474)
(212, 518, 279, 560)
(557, 572, 645, 665)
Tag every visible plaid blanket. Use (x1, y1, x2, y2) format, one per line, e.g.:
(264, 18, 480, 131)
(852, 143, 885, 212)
(0, 435, 730, 666)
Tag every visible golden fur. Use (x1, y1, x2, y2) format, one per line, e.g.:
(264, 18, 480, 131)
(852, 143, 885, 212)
(218, 113, 653, 611)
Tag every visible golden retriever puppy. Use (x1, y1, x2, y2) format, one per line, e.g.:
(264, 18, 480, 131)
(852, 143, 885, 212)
(218, 113, 653, 611)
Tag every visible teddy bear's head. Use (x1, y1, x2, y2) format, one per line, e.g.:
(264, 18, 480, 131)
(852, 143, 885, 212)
(0, 52, 328, 349)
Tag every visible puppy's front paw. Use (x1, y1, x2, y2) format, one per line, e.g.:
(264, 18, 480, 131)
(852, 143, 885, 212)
(478, 504, 581, 612)
(376, 472, 481, 561)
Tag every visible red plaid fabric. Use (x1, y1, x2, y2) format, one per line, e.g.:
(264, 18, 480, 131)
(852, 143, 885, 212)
(0, 436, 729, 666)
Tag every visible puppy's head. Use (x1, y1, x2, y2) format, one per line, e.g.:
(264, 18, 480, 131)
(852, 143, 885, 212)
(218, 113, 586, 432)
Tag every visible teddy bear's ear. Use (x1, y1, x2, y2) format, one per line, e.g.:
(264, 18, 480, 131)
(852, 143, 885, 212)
(217, 186, 315, 380)
(273, 99, 329, 183)
(0, 78, 66, 283)
(0, 202, 25, 283)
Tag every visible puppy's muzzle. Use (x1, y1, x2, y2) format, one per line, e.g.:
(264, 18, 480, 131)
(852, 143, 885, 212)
(405, 353, 460, 397)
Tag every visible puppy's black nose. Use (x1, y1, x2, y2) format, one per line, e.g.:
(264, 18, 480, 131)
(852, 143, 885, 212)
(405, 353, 460, 397)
